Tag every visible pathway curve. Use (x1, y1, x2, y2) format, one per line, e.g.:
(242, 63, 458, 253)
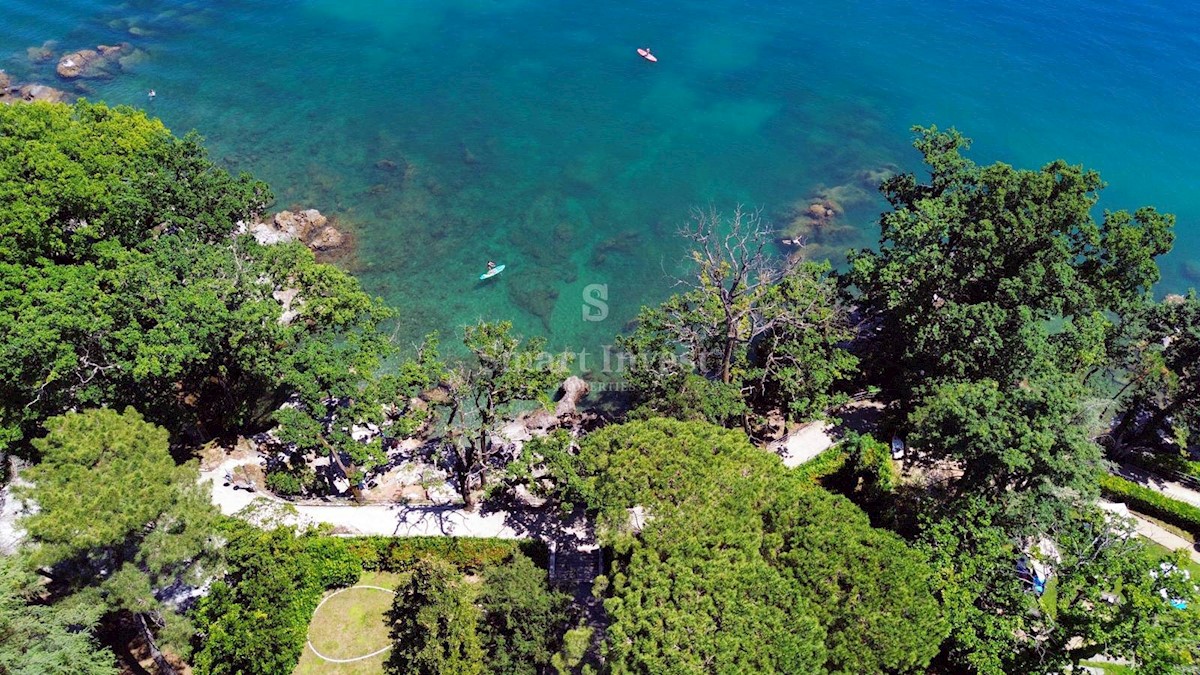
(1100, 499, 1200, 564)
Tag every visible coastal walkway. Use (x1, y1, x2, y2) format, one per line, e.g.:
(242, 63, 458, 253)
(201, 458, 525, 538)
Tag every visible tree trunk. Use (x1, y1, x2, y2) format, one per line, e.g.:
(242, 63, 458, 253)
(721, 332, 736, 384)
(323, 441, 364, 503)
(136, 612, 178, 675)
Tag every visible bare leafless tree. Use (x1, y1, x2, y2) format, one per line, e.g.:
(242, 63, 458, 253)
(674, 205, 802, 384)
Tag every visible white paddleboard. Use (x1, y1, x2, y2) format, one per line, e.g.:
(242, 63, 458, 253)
(480, 264, 506, 280)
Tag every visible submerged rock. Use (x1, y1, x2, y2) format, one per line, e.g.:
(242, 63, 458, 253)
(1181, 260, 1200, 284)
(56, 43, 130, 79)
(56, 49, 99, 78)
(308, 226, 345, 251)
(26, 42, 56, 64)
(13, 84, 68, 103)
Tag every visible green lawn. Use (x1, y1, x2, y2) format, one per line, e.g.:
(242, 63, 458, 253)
(1140, 539, 1200, 577)
(294, 571, 408, 675)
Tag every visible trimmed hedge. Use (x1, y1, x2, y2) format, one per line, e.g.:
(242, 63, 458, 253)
(1099, 473, 1200, 536)
(343, 536, 549, 573)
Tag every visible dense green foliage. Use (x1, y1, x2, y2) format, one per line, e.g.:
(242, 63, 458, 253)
(618, 209, 857, 427)
(191, 524, 360, 675)
(477, 554, 572, 675)
(17, 407, 218, 658)
(909, 374, 1103, 520)
(383, 552, 568, 675)
(439, 321, 568, 506)
(0, 100, 391, 460)
(1111, 292, 1200, 449)
(923, 497, 1200, 674)
(573, 419, 947, 674)
(1099, 474, 1200, 536)
(846, 125, 1174, 397)
(386, 557, 485, 675)
(5, 97, 1197, 675)
(0, 555, 117, 675)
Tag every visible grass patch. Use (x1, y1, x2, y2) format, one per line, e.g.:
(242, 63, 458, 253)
(294, 571, 407, 675)
(1140, 539, 1200, 578)
(1039, 575, 1059, 621)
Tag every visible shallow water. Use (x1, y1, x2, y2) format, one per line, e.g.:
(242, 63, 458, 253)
(3, 0, 1198, 355)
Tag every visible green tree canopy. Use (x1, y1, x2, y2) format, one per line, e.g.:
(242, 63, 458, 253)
(0, 101, 392, 456)
(1112, 291, 1200, 450)
(846, 126, 1174, 397)
(386, 557, 485, 675)
(908, 373, 1103, 520)
(477, 553, 571, 675)
(922, 497, 1200, 674)
(17, 407, 219, 665)
(0, 555, 117, 675)
(572, 419, 947, 674)
(438, 321, 568, 507)
(0, 101, 269, 265)
(618, 209, 857, 427)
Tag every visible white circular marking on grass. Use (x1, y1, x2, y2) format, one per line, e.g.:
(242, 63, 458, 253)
(306, 585, 397, 663)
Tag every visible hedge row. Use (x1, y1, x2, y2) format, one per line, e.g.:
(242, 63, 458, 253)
(342, 535, 549, 572)
(1099, 473, 1200, 537)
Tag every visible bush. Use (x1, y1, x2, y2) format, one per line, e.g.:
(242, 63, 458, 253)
(266, 470, 304, 496)
(793, 446, 849, 483)
(1099, 474, 1200, 536)
(478, 554, 572, 674)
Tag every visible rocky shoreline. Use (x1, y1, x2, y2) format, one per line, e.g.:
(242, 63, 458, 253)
(0, 69, 70, 105)
(2, 38, 148, 106)
(244, 208, 352, 258)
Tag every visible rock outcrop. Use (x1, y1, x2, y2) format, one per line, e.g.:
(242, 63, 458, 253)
(1, 83, 69, 105)
(56, 43, 131, 79)
(26, 42, 56, 64)
(247, 209, 350, 255)
(555, 376, 590, 417)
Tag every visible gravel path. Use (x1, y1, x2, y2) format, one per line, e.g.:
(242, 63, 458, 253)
(770, 421, 836, 468)
(201, 459, 525, 539)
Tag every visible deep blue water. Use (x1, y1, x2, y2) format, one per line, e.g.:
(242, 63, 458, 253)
(3, 0, 1198, 353)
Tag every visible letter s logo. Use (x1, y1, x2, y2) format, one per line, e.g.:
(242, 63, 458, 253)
(582, 284, 609, 322)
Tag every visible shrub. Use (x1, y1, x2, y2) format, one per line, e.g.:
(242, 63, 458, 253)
(1099, 474, 1200, 536)
(266, 470, 304, 496)
(793, 446, 849, 483)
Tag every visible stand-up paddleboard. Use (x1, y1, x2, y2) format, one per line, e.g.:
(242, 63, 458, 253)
(637, 48, 657, 63)
(480, 264, 506, 280)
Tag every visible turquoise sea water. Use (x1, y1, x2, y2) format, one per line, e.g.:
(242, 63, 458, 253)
(3, 0, 1198, 355)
